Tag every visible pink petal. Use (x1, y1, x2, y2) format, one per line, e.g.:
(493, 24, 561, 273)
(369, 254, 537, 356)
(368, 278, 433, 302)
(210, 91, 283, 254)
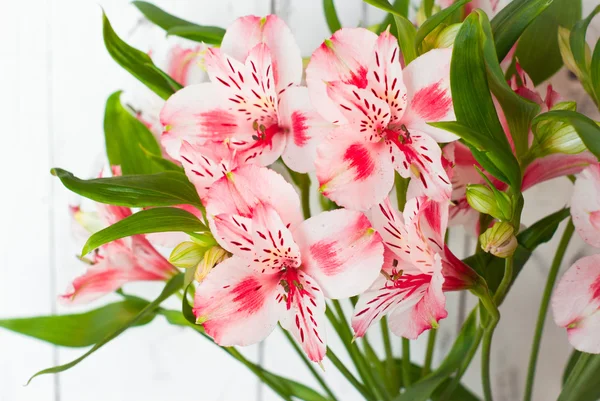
(316, 130, 394, 210)
(523, 152, 597, 192)
(293, 209, 384, 299)
(167, 45, 204, 86)
(571, 163, 600, 248)
(306, 28, 378, 124)
(59, 265, 133, 305)
(96, 203, 131, 226)
(278, 270, 327, 362)
(130, 236, 178, 279)
(552, 254, 600, 354)
(210, 213, 255, 257)
(400, 49, 456, 142)
(278, 87, 334, 173)
(160, 83, 249, 159)
(194, 255, 283, 346)
(368, 30, 408, 123)
(443, 142, 483, 202)
(205, 164, 303, 230)
(387, 256, 447, 339)
(220, 15, 302, 92)
(396, 130, 452, 202)
(368, 198, 411, 259)
(180, 140, 238, 199)
(251, 203, 301, 274)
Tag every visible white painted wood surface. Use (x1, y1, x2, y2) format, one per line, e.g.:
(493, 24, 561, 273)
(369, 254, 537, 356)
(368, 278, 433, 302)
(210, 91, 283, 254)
(1, 1, 599, 400)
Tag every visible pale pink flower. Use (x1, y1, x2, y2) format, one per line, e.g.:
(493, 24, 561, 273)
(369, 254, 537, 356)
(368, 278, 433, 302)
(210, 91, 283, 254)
(437, 0, 500, 16)
(352, 196, 478, 339)
(193, 165, 384, 362)
(572, 163, 600, 248)
(160, 15, 330, 173)
(552, 254, 600, 354)
(306, 28, 456, 210)
(61, 203, 178, 304)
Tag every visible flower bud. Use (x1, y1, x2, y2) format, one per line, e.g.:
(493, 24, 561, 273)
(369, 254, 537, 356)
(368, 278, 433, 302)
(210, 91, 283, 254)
(531, 102, 586, 158)
(195, 246, 228, 283)
(557, 26, 591, 79)
(169, 241, 206, 269)
(189, 232, 217, 248)
(479, 222, 518, 258)
(466, 185, 512, 221)
(433, 23, 461, 49)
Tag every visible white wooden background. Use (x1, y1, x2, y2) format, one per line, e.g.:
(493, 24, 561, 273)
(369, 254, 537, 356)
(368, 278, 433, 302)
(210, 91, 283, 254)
(0, 1, 599, 400)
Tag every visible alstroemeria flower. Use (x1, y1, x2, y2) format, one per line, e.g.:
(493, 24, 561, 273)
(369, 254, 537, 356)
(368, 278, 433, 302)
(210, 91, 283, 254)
(160, 15, 330, 172)
(61, 203, 178, 304)
(444, 65, 596, 232)
(438, 0, 500, 16)
(571, 163, 600, 247)
(193, 165, 384, 361)
(552, 254, 600, 354)
(307, 28, 456, 210)
(352, 196, 477, 339)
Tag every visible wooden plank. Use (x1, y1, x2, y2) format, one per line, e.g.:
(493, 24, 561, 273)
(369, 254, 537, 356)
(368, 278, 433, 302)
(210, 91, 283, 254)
(0, 0, 58, 400)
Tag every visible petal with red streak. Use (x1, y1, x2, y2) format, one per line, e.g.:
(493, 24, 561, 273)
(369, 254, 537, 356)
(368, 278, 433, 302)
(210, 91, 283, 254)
(130, 236, 178, 279)
(400, 49, 456, 142)
(552, 254, 600, 354)
(194, 255, 283, 346)
(293, 209, 384, 299)
(209, 213, 255, 257)
(316, 130, 394, 210)
(571, 163, 600, 248)
(368, 198, 411, 261)
(522, 152, 596, 192)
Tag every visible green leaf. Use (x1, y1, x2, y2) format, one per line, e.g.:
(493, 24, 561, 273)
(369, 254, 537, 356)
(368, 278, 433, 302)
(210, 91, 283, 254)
(104, 91, 163, 175)
(102, 12, 182, 99)
(515, 0, 581, 85)
(363, 0, 417, 64)
(477, 11, 541, 159)
(377, 0, 410, 34)
(592, 40, 600, 101)
(132, 1, 225, 45)
(415, 0, 471, 52)
(262, 371, 330, 401)
(82, 207, 206, 255)
(396, 311, 480, 401)
(27, 274, 184, 384)
(562, 350, 582, 384)
(51, 168, 202, 208)
(450, 13, 521, 188)
(570, 5, 600, 80)
(532, 110, 600, 160)
(558, 353, 600, 401)
(323, 0, 342, 33)
(0, 300, 153, 347)
(490, 0, 555, 62)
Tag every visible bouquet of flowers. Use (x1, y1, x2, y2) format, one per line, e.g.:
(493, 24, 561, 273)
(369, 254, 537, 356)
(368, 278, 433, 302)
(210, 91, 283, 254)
(2, 0, 600, 400)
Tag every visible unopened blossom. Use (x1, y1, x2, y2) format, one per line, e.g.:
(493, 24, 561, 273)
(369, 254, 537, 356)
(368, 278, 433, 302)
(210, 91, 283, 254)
(552, 255, 600, 354)
(61, 203, 178, 304)
(193, 165, 384, 362)
(307, 28, 457, 210)
(352, 196, 478, 339)
(160, 15, 330, 172)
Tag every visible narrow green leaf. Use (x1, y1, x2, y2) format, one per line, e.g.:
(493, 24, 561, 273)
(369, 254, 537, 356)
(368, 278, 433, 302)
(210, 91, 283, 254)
(262, 371, 330, 401)
(363, 0, 417, 64)
(82, 208, 205, 255)
(558, 353, 600, 401)
(415, 0, 471, 52)
(515, 0, 581, 85)
(104, 91, 162, 175)
(102, 12, 182, 99)
(570, 5, 600, 79)
(323, 0, 342, 34)
(27, 274, 184, 384)
(592, 40, 600, 101)
(491, 0, 555, 61)
(51, 168, 202, 208)
(0, 300, 153, 347)
(132, 1, 225, 45)
(377, 0, 410, 34)
(562, 350, 582, 384)
(477, 11, 541, 158)
(532, 110, 600, 160)
(396, 311, 479, 401)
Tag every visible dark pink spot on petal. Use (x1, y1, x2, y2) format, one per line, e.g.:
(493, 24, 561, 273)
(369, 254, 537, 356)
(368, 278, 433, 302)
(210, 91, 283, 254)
(291, 111, 310, 147)
(410, 81, 452, 121)
(231, 277, 265, 314)
(309, 241, 340, 276)
(343, 144, 375, 180)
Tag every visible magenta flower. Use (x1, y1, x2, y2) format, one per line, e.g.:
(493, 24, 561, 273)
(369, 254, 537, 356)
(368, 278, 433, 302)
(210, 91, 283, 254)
(192, 165, 384, 362)
(306, 28, 457, 210)
(160, 15, 329, 173)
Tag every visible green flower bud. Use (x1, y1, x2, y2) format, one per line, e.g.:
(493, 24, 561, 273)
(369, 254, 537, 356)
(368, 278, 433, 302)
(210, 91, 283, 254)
(433, 23, 462, 49)
(169, 241, 206, 269)
(479, 222, 518, 258)
(189, 232, 217, 248)
(195, 246, 228, 283)
(531, 102, 586, 158)
(466, 185, 512, 221)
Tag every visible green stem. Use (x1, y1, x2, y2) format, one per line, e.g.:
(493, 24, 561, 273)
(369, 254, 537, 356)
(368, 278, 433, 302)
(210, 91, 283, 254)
(300, 175, 311, 220)
(327, 348, 374, 401)
(422, 328, 438, 377)
(281, 328, 338, 401)
(362, 335, 393, 400)
(494, 256, 514, 304)
(402, 338, 412, 386)
(395, 173, 409, 210)
(523, 220, 575, 401)
(381, 317, 400, 392)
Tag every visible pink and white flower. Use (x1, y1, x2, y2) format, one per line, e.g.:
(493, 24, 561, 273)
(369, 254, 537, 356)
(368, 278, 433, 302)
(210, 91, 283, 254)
(61, 203, 178, 304)
(306, 28, 456, 210)
(352, 196, 477, 339)
(438, 0, 500, 16)
(552, 254, 600, 354)
(193, 165, 384, 361)
(571, 163, 600, 247)
(160, 15, 330, 173)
